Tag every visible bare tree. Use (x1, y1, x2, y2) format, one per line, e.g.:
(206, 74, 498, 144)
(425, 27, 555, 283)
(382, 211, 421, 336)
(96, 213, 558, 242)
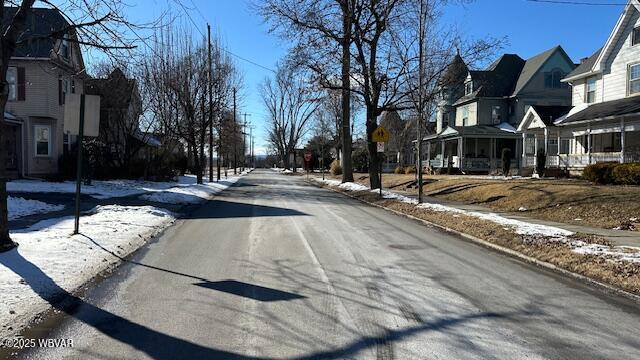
(258, 0, 356, 182)
(261, 65, 320, 169)
(0, 1, 150, 252)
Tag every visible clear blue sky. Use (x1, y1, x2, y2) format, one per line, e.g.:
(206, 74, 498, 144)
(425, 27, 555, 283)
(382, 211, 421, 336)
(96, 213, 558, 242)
(120, 0, 625, 155)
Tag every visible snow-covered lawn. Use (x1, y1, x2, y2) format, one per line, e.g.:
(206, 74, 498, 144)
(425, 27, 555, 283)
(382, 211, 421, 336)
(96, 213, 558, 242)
(0, 205, 175, 338)
(8, 197, 64, 220)
(0, 169, 252, 338)
(314, 177, 640, 264)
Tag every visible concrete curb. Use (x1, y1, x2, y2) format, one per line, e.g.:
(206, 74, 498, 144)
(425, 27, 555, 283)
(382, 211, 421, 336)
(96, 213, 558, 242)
(308, 178, 640, 304)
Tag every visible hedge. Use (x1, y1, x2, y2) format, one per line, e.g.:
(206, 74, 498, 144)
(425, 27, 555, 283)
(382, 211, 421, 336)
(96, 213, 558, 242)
(583, 162, 640, 185)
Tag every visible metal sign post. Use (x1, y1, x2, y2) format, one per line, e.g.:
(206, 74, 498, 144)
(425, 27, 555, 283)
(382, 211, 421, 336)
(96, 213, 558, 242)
(73, 95, 86, 235)
(373, 125, 389, 199)
(64, 93, 100, 235)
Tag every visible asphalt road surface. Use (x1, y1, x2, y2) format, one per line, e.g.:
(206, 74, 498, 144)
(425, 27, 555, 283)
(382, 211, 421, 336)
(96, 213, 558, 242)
(19, 169, 640, 359)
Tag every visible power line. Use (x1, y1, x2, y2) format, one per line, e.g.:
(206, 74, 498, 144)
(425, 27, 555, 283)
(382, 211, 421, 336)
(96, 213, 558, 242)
(526, 0, 627, 5)
(173, 0, 276, 73)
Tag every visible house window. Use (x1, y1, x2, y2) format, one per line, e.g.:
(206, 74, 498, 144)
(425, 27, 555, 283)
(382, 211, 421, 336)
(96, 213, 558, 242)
(560, 138, 570, 154)
(464, 81, 472, 96)
(544, 69, 567, 89)
(525, 135, 535, 155)
(34, 125, 51, 156)
(491, 106, 501, 124)
(633, 26, 640, 46)
(630, 63, 640, 95)
(548, 138, 558, 155)
(586, 77, 597, 103)
(61, 34, 70, 59)
(6, 67, 16, 101)
(462, 106, 469, 126)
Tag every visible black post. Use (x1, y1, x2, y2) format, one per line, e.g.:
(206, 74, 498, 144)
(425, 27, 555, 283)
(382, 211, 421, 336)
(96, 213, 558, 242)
(73, 95, 86, 235)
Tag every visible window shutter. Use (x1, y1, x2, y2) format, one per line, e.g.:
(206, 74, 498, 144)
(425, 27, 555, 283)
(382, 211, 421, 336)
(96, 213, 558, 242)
(58, 78, 63, 105)
(17, 67, 25, 101)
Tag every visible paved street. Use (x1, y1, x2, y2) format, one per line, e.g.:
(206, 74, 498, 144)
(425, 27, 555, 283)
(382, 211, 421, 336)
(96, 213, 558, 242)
(20, 169, 640, 360)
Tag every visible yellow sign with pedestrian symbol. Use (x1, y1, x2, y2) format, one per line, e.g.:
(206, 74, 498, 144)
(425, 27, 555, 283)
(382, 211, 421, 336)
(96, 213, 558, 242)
(372, 125, 390, 143)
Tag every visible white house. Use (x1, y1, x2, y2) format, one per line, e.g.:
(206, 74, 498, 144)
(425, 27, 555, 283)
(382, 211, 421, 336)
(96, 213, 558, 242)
(519, 0, 640, 174)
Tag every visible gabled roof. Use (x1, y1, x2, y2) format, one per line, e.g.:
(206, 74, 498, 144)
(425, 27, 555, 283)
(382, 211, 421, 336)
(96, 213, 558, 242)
(518, 105, 572, 131)
(433, 124, 521, 139)
(512, 45, 575, 95)
(563, 48, 602, 81)
(557, 96, 640, 125)
(86, 68, 138, 109)
(563, 1, 640, 82)
(1, 7, 69, 58)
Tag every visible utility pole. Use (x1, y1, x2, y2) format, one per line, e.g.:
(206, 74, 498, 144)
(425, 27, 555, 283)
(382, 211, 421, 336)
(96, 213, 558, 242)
(208, 24, 214, 183)
(233, 88, 237, 175)
(241, 113, 251, 171)
(417, 0, 425, 204)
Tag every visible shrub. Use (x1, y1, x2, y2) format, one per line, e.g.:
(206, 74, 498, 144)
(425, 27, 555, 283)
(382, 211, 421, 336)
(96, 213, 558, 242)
(394, 166, 403, 174)
(352, 147, 369, 172)
(611, 163, 640, 185)
(501, 148, 512, 176)
(536, 152, 546, 177)
(583, 162, 617, 184)
(330, 159, 342, 176)
(404, 166, 416, 174)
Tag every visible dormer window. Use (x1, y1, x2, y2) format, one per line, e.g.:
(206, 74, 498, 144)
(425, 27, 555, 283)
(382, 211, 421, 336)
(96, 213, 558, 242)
(61, 34, 70, 59)
(464, 81, 472, 96)
(632, 26, 640, 46)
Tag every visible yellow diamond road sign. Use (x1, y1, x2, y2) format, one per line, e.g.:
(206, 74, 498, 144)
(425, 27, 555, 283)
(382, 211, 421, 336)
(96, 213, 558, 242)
(372, 125, 390, 143)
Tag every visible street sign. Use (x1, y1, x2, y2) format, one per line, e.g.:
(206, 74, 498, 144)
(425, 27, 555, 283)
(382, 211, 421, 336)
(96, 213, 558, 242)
(304, 152, 312, 162)
(377, 142, 385, 153)
(64, 94, 101, 137)
(372, 125, 390, 143)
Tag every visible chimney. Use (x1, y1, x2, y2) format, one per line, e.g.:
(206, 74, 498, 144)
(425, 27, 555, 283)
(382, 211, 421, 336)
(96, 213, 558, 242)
(580, 57, 589, 64)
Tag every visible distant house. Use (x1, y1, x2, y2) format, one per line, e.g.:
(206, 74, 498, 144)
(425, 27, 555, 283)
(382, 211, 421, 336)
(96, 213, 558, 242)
(526, 0, 640, 174)
(424, 46, 576, 173)
(85, 68, 160, 177)
(2, 7, 87, 178)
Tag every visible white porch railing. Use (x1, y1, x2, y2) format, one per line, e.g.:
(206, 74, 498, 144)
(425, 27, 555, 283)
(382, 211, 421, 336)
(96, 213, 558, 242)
(523, 156, 535, 168)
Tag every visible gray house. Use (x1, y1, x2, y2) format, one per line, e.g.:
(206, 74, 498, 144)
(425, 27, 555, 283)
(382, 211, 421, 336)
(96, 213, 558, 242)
(424, 46, 576, 174)
(2, 7, 86, 178)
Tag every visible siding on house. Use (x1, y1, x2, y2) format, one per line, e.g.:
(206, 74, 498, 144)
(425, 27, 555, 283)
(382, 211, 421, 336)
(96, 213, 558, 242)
(455, 102, 478, 126)
(602, 9, 640, 101)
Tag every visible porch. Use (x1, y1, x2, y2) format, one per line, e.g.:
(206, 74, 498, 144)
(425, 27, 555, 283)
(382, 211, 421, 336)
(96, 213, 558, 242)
(422, 125, 521, 173)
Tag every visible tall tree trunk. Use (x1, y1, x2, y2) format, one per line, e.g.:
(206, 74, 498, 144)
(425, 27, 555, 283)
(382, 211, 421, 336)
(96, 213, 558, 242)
(340, 0, 353, 183)
(366, 107, 381, 189)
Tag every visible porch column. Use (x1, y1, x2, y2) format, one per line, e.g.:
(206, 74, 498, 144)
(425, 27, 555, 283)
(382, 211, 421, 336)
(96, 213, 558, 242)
(441, 140, 445, 167)
(557, 132, 561, 156)
(459, 137, 464, 170)
(490, 138, 495, 171)
(587, 124, 592, 165)
(544, 128, 549, 155)
(426, 141, 431, 169)
(534, 133, 538, 171)
(521, 132, 526, 166)
(621, 118, 626, 164)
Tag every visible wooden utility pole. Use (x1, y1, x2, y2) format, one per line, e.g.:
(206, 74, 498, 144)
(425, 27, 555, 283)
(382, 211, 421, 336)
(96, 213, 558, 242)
(208, 24, 214, 183)
(233, 87, 237, 175)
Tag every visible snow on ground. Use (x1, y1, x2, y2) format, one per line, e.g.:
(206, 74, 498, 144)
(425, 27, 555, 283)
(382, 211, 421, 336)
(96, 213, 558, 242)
(0, 205, 175, 338)
(8, 197, 64, 220)
(314, 177, 640, 264)
(139, 177, 243, 204)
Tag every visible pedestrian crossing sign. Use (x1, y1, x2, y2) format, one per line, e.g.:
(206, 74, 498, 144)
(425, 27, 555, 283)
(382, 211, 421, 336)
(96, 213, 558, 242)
(372, 125, 390, 143)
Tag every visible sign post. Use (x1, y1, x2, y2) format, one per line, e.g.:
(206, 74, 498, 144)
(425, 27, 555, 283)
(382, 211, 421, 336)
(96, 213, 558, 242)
(304, 151, 312, 180)
(372, 125, 390, 199)
(64, 94, 100, 235)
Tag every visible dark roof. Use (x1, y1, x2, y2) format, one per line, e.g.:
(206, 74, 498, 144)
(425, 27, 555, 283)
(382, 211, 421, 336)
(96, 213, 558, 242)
(455, 54, 525, 104)
(85, 68, 137, 109)
(439, 53, 468, 87)
(564, 48, 602, 80)
(531, 105, 572, 125)
(2, 7, 69, 58)
(512, 46, 574, 95)
(561, 96, 640, 124)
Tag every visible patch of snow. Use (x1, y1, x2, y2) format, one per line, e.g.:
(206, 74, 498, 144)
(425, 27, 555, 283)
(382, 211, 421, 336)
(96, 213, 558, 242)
(339, 182, 369, 192)
(495, 122, 517, 133)
(0, 205, 175, 338)
(139, 177, 241, 204)
(8, 197, 64, 220)
(518, 207, 528, 212)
